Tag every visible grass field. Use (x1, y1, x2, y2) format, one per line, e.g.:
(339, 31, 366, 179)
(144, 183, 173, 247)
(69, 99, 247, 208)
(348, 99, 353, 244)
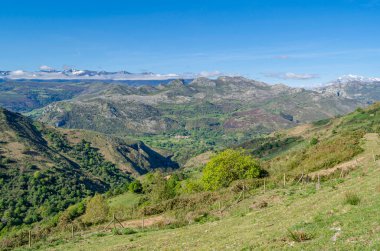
(107, 192, 141, 210)
(26, 133, 380, 250)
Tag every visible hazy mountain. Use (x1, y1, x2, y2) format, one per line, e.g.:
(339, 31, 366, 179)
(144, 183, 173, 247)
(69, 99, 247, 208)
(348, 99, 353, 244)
(316, 74, 380, 104)
(0, 79, 192, 113)
(0, 68, 191, 81)
(34, 76, 366, 162)
(37, 76, 362, 133)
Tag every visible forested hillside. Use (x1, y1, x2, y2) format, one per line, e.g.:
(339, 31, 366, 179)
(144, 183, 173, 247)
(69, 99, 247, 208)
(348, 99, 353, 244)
(0, 108, 177, 237)
(3, 103, 380, 250)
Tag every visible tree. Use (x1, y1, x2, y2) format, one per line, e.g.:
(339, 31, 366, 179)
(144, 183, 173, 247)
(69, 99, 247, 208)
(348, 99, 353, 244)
(202, 149, 261, 191)
(310, 137, 319, 146)
(142, 172, 178, 203)
(82, 194, 109, 224)
(128, 180, 143, 193)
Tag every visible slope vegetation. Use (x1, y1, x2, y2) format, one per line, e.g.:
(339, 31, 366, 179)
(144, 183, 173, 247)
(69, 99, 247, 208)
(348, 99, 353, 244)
(19, 103, 380, 250)
(38, 127, 380, 250)
(0, 108, 177, 236)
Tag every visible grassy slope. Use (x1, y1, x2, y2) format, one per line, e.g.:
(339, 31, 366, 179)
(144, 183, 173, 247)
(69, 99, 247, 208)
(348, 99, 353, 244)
(35, 132, 380, 250)
(107, 192, 141, 210)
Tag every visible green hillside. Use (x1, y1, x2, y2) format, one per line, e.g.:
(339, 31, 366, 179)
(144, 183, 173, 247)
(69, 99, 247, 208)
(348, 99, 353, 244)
(0, 108, 178, 246)
(8, 103, 380, 250)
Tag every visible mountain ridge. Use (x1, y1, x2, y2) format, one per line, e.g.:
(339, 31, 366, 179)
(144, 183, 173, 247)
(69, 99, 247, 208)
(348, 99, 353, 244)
(34, 76, 368, 163)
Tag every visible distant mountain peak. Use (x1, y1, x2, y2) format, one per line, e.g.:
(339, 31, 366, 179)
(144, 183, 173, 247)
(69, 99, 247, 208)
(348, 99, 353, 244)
(315, 74, 380, 102)
(336, 74, 380, 84)
(0, 69, 189, 81)
(167, 79, 186, 87)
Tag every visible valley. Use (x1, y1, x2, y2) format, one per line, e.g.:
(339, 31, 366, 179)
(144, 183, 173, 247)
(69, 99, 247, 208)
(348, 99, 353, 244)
(4, 101, 380, 250)
(18, 75, 379, 163)
(2, 1, 379, 250)
(1, 74, 380, 250)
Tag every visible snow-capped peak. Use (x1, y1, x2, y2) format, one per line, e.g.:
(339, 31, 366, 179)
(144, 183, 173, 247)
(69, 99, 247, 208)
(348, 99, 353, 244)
(337, 74, 380, 83)
(0, 68, 192, 81)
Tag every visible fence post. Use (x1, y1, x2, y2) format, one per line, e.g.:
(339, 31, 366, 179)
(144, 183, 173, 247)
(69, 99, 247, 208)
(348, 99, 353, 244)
(316, 174, 321, 190)
(142, 209, 145, 229)
(28, 230, 31, 248)
(373, 150, 376, 163)
(242, 184, 245, 200)
(263, 178, 266, 193)
(283, 174, 286, 187)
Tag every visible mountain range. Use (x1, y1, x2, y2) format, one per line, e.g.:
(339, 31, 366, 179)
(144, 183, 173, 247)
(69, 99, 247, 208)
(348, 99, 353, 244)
(1, 74, 379, 163)
(29, 75, 379, 162)
(0, 68, 193, 81)
(317, 74, 380, 103)
(1, 72, 380, 249)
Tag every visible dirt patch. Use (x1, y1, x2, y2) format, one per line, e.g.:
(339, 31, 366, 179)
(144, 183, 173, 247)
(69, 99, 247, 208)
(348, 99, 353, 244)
(286, 124, 312, 137)
(119, 215, 165, 228)
(184, 151, 214, 168)
(307, 156, 366, 180)
(63, 130, 83, 144)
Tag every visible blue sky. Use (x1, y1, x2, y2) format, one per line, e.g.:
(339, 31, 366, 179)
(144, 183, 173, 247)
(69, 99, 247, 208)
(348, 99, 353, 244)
(0, 0, 379, 86)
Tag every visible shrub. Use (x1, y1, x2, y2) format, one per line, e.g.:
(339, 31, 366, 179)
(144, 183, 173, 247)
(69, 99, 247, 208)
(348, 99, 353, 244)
(82, 194, 109, 224)
(112, 228, 122, 235)
(344, 192, 361, 205)
(194, 213, 219, 224)
(122, 228, 137, 235)
(94, 232, 107, 237)
(202, 149, 261, 191)
(142, 172, 178, 203)
(182, 179, 204, 194)
(312, 118, 331, 127)
(287, 229, 313, 242)
(128, 180, 143, 194)
(310, 137, 319, 146)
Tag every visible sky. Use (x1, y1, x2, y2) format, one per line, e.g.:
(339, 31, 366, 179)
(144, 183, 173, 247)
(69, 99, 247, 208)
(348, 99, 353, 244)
(0, 0, 379, 87)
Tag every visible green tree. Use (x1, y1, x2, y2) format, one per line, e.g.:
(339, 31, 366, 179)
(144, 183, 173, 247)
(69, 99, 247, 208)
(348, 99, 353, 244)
(142, 172, 178, 203)
(82, 194, 109, 224)
(128, 180, 143, 193)
(202, 149, 261, 191)
(310, 137, 319, 146)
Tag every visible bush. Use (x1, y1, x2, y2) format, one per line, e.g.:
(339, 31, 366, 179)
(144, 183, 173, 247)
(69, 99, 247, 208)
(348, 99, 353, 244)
(128, 180, 143, 194)
(194, 213, 219, 224)
(344, 192, 361, 205)
(112, 228, 122, 235)
(287, 229, 313, 242)
(310, 137, 319, 146)
(142, 172, 179, 203)
(82, 194, 109, 224)
(202, 149, 261, 191)
(182, 179, 205, 194)
(122, 228, 137, 235)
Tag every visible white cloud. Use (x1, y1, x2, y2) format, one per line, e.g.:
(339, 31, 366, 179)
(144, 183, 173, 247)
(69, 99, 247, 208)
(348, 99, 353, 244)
(196, 71, 223, 78)
(39, 65, 55, 71)
(264, 72, 319, 80)
(10, 70, 25, 76)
